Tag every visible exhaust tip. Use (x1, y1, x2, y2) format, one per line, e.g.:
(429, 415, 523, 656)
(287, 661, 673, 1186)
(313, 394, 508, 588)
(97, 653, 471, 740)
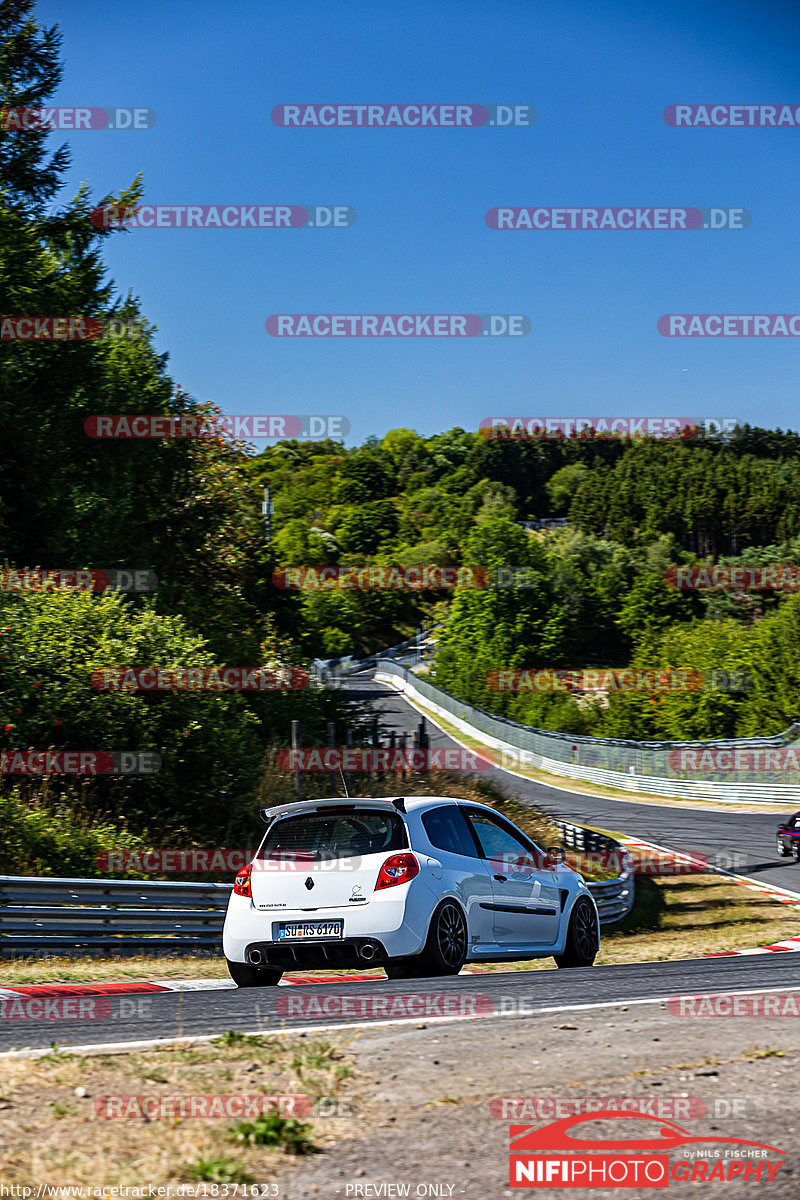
(248, 948, 263, 965)
(360, 942, 377, 961)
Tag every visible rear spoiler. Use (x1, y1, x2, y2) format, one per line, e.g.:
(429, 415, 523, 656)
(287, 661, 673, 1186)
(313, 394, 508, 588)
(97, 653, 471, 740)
(260, 797, 407, 822)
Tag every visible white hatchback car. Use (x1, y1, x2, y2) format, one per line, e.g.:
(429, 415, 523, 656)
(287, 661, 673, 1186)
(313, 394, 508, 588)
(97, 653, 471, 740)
(222, 795, 599, 986)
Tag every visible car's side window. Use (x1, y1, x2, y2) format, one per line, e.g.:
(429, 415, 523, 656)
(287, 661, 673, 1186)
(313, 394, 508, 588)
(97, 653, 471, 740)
(421, 805, 481, 858)
(462, 808, 538, 867)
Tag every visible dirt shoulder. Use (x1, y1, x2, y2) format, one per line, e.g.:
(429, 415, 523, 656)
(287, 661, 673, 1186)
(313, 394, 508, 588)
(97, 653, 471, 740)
(279, 999, 800, 1198)
(3, 995, 799, 1195)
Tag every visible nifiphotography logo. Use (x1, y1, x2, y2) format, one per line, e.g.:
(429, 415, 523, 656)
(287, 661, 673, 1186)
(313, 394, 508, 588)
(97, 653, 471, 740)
(508, 1111, 785, 1188)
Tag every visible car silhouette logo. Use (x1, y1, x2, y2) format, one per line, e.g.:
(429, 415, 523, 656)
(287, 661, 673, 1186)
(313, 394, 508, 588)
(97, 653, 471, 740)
(304, 877, 314, 891)
(510, 1111, 784, 1155)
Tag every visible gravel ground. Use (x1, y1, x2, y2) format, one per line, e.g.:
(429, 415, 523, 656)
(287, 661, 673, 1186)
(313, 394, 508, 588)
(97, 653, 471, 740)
(281, 1000, 799, 1198)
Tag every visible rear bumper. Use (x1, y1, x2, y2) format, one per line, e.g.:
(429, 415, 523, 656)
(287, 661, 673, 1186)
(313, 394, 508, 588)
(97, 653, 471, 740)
(245, 936, 388, 969)
(222, 889, 428, 964)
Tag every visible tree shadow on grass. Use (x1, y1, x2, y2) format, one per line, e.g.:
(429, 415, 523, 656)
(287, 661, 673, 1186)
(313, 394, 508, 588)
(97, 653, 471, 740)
(605, 875, 800, 938)
(608, 875, 668, 935)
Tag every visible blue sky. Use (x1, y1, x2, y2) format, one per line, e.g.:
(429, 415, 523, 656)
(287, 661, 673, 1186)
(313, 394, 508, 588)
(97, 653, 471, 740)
(38, 0, 800, 445)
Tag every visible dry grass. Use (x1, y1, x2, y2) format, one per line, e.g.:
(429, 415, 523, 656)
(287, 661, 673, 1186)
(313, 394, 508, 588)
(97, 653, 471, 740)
(0, 1032, 359, 1186)
(599, 872, 800, 963)
(0, 953, 231, 986)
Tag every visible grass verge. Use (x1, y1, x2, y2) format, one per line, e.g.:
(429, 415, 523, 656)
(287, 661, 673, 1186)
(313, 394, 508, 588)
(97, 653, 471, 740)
(0, 1032, 357, 1186)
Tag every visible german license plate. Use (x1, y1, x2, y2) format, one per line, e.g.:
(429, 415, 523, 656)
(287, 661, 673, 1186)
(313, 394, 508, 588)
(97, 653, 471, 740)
(279, 920, 344, 940)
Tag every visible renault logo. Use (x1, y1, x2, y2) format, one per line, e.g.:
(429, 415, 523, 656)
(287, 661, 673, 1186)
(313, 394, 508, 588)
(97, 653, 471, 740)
(304, 877, 314, 890)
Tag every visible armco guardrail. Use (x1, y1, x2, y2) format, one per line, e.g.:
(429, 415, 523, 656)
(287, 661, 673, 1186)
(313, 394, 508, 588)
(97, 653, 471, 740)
(555, 821, 634, 925)
(0, 827, 631, 956)
(374, 660, 800, 803)
(0, 876, 230, 958)
(312, 626, 441, 683)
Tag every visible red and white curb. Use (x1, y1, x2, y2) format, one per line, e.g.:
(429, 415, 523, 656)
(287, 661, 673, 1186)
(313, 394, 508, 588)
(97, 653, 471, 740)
(0, 964, 501, 1002)
(618, 834, 800, 956)
(0, 973, 370, 1000)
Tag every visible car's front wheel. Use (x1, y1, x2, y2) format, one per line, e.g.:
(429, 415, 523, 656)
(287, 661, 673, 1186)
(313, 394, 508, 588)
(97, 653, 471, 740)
(226, 958, 283, 987)
(554, 897, 599, 968)
(792, 842, 800, 862)
(777, 835, 791, 857)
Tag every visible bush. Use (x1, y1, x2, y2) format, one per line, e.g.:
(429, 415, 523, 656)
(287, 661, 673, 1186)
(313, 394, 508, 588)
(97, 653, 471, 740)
(0, 589, 262, 840)
(0, 786, 145, 876)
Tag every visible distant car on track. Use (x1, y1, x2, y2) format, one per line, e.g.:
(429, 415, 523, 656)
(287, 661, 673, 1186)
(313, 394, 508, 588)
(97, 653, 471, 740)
(222, 795, 599, 986)
(776, 811, 800, 860)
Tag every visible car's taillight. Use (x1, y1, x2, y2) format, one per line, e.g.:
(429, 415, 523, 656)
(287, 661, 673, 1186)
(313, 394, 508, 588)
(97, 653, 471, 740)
(375, 852, 419, 890)
(233, 863, 253, 897)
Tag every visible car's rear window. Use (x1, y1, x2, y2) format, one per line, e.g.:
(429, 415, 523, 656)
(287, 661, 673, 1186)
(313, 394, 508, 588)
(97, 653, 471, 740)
(259, 808, 408, 861)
